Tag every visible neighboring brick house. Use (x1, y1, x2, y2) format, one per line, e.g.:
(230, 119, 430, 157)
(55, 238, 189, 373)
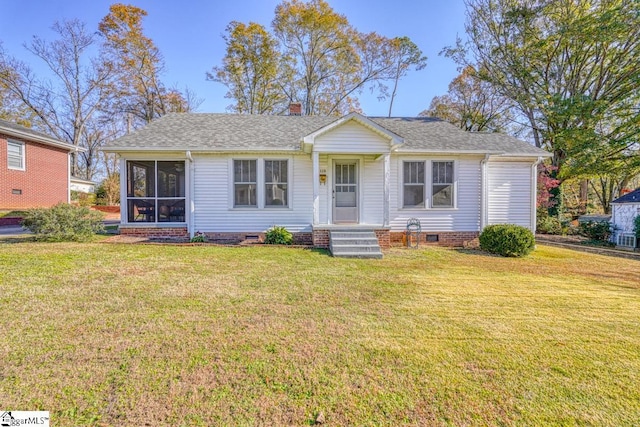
(0, 119, 81, 209)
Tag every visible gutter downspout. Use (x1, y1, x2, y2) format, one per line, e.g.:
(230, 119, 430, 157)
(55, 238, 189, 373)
(531, 157, 544, 232)
(186, 150, 195, 238)
(480, 154, 490, 230)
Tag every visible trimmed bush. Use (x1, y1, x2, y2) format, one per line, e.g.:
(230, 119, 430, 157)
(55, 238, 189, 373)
(264, 226, 293, 245)
(634, 215, 640, 240)
(536, 215, 563, 235)
(578, 220, 613, 242)
(479, 224, 535, 257)
(22, 203, 104, 242)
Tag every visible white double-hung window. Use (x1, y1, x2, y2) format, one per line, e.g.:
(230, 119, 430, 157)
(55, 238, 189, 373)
(432, 161, 454, 207)
(403, 160, 455, 208)
(233, 159, 289, 208)
(403, 161, 425, 208)
(7, 140, 25, 170)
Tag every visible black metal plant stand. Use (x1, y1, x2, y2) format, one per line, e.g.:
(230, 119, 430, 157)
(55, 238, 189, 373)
(406, 218, 421, 248)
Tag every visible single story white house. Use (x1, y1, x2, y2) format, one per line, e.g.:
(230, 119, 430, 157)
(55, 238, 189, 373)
(611, 188, 640, 249)
(103, 111, 551, 249)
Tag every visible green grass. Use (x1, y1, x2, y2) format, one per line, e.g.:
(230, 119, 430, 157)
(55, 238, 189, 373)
(0, 210, 27, 218)
(0, 241, 639, 426)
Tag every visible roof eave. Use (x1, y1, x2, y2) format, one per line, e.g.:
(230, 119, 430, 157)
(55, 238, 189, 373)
(101, 146, 302, 153)
(0, 125, 84, 152)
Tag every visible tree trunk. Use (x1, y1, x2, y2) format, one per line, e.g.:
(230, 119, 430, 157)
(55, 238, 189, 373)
(579, 179, 589, 215)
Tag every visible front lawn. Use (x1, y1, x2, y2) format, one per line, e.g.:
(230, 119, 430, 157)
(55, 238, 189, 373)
(0, 242, 638, 425)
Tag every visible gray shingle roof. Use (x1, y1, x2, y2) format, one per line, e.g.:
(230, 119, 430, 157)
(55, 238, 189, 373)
(103, 113, 549, 157)
(612, 188, 640, 204)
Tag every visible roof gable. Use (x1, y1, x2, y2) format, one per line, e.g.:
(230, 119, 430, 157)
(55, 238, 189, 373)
(301, 112, 403, 153)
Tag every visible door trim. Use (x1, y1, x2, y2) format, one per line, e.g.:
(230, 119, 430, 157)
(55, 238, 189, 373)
(331, 158, 360, 224)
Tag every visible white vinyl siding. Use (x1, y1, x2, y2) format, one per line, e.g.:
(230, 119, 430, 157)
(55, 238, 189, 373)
(390, 156, 482, 232)
(7, 140, 25, 170)
(361, 156, 384, 225)
(487, 162, 532, 228)
(314, 121, 390, 153)
(194, 154, 312, 233)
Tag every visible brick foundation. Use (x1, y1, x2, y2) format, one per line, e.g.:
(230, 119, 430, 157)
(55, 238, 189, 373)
(117, 226, 478, 248)
(313, 229, 330, 248)
(120, 226, 189, 239)
(202, 231, 313, 245)
(390, 231, 479, 247)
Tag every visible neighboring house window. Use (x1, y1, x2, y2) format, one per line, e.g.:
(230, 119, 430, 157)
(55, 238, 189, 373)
(126, 160, 186, 223)
(234, 159, 257, 207)
(432, 161, 454, 207)
(7, 140, 25, 170)
(403, 161, 425, 208)
(265, 160, 288, 207)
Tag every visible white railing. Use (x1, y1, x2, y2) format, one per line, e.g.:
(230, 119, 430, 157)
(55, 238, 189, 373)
(617, 233, 637, 248)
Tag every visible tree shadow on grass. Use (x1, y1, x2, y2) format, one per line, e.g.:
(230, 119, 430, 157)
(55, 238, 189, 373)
(0, 235, 36, 244)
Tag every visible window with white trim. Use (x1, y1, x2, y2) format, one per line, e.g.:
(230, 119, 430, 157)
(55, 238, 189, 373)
(432, 161, 454, 207)
(265, 160, 288, 207)
(234, 159, 257, 207)
(7, 140, 25, 170)
(403, 161, 425, 208)
(126, 160, 186, 223)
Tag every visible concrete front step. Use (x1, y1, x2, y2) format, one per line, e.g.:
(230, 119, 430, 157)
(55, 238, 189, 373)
(329, 229, 382, 259)
(330, 237, 379, 245)
(330, 251, 383, 259)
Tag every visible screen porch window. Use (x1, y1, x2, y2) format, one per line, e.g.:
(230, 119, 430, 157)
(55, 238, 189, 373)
(126, 160, 186, 223)
(265, 160, 288, 207)
(432, 161, 454, 207)
(7, 140, 25, 170)
(403, 161, 425, 208)
(234, 159, 257, 207)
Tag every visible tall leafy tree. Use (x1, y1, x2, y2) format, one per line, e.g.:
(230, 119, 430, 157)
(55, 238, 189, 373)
(99, 4, 198, 126)
(208, 21, 285, 114)
(421, 65, 513, 132)
(211, 0, 422, 115)
(449, 0, 640, 213)
(0, 20, 112, 177)
(386, 37, 427, 117)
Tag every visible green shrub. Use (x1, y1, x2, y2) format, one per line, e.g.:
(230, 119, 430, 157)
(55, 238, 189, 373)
(578, 220, 613, 242)
(634, 215, 640, 240)
(190, 231, 207, 243)
(536, 215, 563, 235)
(71, 190, 96, 207)
(479, 224, 535, 257)
(264, 226, 293, 245)
(22, 203, 104, 242)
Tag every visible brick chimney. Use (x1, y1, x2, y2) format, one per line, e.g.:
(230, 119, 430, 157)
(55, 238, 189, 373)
(289, 102, 302, 116)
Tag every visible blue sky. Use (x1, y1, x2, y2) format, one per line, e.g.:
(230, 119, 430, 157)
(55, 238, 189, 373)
(0, 0, 467, 117)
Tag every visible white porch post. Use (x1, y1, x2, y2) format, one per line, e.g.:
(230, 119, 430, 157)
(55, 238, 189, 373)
(383, 152, 390, 227)
(531, 157, 543, 232)
(312, 151, 319, 225)
(119, 157, 127, 223)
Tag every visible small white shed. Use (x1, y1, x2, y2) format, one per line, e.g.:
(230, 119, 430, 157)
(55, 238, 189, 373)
(611, 189, 640, 249)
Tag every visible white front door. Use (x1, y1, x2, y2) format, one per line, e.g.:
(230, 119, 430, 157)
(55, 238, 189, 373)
(333, 160, 358, 223)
